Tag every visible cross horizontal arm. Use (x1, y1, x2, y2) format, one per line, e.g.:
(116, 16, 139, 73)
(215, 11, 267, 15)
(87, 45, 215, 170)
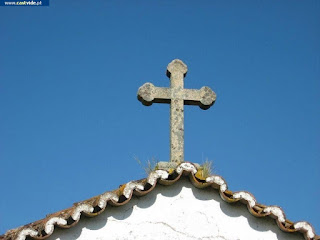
(153, 86, 171, 103)
(138, 83, 216, 109)
(183, 87, 216, 110)
(137, 82, 171, 106)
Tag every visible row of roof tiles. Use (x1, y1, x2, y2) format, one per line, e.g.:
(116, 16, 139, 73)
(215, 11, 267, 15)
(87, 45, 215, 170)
(1, 162, 318, 240)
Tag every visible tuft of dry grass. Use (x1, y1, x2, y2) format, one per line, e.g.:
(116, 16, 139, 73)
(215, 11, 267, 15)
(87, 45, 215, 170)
(195, 159, 213, 180)
(201, 159, 213, 178)
(134, 156, 158, 175)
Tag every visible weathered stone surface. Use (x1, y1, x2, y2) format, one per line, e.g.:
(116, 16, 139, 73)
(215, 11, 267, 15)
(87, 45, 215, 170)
(138, 59, 216, 164)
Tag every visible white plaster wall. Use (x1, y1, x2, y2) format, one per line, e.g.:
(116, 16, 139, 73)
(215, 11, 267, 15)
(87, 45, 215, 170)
(49, 178, 304, 240)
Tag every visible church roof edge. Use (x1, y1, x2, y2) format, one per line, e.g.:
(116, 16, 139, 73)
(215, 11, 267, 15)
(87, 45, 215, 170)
(1, 162, 318, 240)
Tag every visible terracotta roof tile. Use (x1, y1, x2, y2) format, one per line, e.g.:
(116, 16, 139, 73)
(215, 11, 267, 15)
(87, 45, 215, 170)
(1, 162, 319, 240)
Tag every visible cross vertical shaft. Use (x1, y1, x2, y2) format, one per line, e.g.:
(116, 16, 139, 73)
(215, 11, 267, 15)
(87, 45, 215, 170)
(169, 69, 185, 163)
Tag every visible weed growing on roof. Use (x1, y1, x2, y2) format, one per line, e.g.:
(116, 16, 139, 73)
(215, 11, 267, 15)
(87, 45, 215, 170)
(134, 156, 159, 175)
(202, 159, 213, 177)
(195, 159, 213, 180)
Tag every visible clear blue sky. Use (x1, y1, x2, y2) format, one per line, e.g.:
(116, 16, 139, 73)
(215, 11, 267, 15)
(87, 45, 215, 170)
(0, 0, 319, 235)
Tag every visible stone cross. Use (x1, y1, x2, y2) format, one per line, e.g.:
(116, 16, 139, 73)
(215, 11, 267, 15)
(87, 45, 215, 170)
(137, 59, 216, 164)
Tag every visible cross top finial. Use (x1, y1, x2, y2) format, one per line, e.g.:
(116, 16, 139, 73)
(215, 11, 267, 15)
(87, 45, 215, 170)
(138, 59, 216, 165)
(166, 59, 188, 78)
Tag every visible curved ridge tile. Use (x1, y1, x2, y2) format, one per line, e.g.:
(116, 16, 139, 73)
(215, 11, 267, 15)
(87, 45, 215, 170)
(98, 192, 119, 209)
(123, 181, 144, 199)
(147, 170, 169, 186)
(294, 222, 316, 239)
(44, 217, 67, 235)
(71, 204, 94, 221)
(158, 171, 182, 185)
(176, 162, 197, 174)
(206, 175, 227, 192)
(263, 206, 286, 223)
(233, 191, 256, 208)
(16, 228, 38, 240)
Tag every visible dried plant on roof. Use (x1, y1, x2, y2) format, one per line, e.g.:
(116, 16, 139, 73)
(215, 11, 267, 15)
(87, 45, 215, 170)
(195, 159, 213, 180)
(134, 156, 159, 175)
